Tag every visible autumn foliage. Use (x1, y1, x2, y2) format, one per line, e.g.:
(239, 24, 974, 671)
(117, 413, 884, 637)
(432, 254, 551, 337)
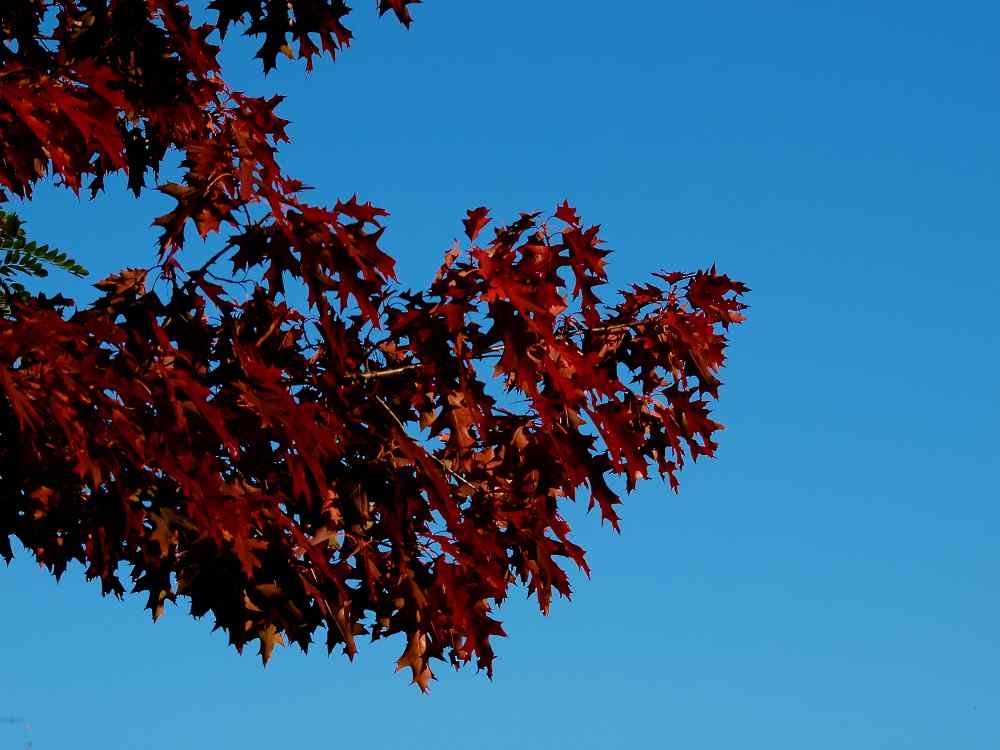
(0, 1, 747, 689)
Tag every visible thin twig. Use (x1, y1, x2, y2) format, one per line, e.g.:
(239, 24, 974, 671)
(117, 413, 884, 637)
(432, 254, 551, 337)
(349, 364, 419, 381)
(186, 245, 232, 280)
(348, 321, 639, 381)
(373, 395, 476, 490)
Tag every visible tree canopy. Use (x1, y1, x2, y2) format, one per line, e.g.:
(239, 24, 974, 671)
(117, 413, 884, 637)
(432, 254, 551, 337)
(0, 0, 747, 689)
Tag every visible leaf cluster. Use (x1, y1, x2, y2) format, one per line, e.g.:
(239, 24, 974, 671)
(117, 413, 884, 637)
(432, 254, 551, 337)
(0, 2, 746, 689)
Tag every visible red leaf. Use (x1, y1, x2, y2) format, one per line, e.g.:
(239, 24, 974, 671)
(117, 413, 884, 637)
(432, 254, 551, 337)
(378, 0, 422, 27)
(554, 200, 580, 226)
(462, 206, 491, 242)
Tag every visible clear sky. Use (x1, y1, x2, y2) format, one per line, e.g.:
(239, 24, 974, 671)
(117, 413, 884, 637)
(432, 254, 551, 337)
(3, 2, 998, 748)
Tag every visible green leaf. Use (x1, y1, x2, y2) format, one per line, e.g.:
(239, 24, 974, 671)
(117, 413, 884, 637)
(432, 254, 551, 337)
(0, 210, 89, 315)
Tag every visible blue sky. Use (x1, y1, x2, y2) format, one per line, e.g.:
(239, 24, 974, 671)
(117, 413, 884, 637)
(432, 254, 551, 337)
(3, 1, 999, 747)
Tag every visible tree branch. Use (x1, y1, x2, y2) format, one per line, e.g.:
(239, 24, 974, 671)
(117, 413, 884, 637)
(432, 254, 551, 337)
(349, 318, 643, 381)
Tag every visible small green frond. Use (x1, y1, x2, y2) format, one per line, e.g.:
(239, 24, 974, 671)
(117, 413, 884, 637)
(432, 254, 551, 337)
(0, 211, 88, 315)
